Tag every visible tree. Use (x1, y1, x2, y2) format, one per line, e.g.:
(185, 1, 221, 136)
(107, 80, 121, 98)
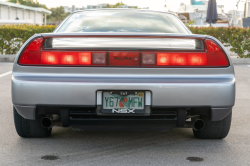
(99, 2, 127, 8)
(8, 0, 48, 9)
(8, 0, 69, 25)
(102, 3, 113, 8)
(112, 1, 125, 8)
(47, 7, 70, 25)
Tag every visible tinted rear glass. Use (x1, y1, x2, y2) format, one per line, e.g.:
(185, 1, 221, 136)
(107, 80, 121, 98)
(57, 10, 189, 34)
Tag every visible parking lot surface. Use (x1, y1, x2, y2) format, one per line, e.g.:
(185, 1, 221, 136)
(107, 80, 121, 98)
(0, 63, 249, 166)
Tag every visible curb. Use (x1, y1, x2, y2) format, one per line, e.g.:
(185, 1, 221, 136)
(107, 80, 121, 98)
(1, 55, 250, 64)
(230, 58, 250, 64)
(0, 55, 16, 62)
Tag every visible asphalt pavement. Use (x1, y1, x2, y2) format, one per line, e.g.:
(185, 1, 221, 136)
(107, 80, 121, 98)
(0, 63, 249, 166)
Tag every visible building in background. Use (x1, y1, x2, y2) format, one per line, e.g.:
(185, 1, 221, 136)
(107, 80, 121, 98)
(63, 5, 84, 13)
(87, 4, 110, 9)
(191, 0, 203, 5)
(0, 1, 51, 25)
(87, 4, 138, 9)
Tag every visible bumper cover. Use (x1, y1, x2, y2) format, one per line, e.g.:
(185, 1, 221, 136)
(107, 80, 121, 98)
(12, 66, 235, 122)
(12, 75, 235, 107)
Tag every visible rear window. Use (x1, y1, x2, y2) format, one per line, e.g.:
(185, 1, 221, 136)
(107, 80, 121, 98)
(56, 10, 189, 34)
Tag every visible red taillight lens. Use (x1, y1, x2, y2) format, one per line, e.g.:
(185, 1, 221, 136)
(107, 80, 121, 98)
(40, 51, 106, 66)
(18, 38, 107, 66)
(205, 39, 229, 66)
(188, 53, 207, 66)
(142, 39, 229, 67)
(157, 53, 170, 66)
(40, 52, 59, 64)
(143, 52, 207, 66)
(19, 37, 44, 65)
(18, 38, 229, 67)
(79, 52, 92, 65)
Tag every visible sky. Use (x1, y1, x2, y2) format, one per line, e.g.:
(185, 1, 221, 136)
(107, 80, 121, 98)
(1, 0, 246, 12)
(36, 0, 245, 12)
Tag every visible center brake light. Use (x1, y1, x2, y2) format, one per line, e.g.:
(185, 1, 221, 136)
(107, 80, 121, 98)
(18, 37, 229, 67)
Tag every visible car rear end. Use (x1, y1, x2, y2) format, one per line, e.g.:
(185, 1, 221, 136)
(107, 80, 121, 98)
(12, 10, 235, 138)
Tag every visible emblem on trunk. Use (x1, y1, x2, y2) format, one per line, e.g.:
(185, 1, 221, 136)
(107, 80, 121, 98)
(114, 57, 133, 60)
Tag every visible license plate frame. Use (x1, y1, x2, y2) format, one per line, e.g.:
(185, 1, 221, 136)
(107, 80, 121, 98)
(101, 90, 145, 114)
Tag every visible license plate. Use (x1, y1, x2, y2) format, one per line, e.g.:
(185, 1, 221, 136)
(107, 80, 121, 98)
(102, 91, 144, 114)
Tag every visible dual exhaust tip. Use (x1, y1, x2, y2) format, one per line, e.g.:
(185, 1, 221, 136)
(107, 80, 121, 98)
(41, 117, 53, 128)
(193, 119, 205, 130)
(41, 116, 61, 128)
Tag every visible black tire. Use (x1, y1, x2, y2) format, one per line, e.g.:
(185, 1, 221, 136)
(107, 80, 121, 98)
(13, 107, 52, 138)
(193, 111, 232, 139)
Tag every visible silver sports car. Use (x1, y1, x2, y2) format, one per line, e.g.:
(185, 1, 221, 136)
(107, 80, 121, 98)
(12, 9, 235, 139)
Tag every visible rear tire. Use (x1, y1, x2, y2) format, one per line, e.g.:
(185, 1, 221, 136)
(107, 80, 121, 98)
(193, 111, 232, 139)
(13, 107, 52, 138)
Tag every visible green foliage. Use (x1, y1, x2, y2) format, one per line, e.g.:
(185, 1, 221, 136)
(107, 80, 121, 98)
(99, 2, 134, 8)
(189, 27, 250, 58)
(102, 3, 113, 8)
(1, 25, 250, 58)
(47, 7, 70, 25)
(7, 0, 69, 25)
(185, 19, 195, 26)
(112, 1, 125, 8)
(7, 0, 48, 9)
(0, 25, 56, 54)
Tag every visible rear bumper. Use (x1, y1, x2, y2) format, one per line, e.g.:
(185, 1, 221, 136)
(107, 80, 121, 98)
(12, 75, 235, 107)
(12, 65, 235, 122)
(12, 75, 235, 122)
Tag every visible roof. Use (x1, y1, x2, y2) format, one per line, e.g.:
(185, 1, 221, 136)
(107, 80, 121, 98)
(0, 1, 52, 14)
(71, 9, 170, 14)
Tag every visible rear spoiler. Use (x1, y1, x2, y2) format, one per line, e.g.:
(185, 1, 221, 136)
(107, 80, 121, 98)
(41, 33, 206, 51)
(41, 32, 207, 40)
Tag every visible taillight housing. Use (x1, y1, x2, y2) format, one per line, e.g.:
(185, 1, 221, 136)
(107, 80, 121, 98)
(205, 39, 229, 66)
(141, 39, 229, 67)
(18, 37, 229, 67)
(19, 37, 44, 65)
(18, 37, 107, 66)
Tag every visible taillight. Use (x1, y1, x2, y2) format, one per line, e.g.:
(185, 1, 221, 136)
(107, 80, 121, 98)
(40, 51, 106, 66)
(19, 37, 44, 65)
(205, 39, 229, 66)
(18, 37, 107, 66)
(141, 39, 229, 67)
(142, 52, 207, 66)
(18, 37, 229, 67)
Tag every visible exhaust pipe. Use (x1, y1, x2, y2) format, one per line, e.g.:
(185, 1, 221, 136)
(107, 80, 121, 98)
(193, 119, 205, 130)
(41, 117, 53, 128)
(184, 119, 205, 130)
(41, 115, 61, 128)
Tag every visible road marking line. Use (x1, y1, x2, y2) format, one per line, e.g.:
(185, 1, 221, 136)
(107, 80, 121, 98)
(0, 71, 12, 78)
